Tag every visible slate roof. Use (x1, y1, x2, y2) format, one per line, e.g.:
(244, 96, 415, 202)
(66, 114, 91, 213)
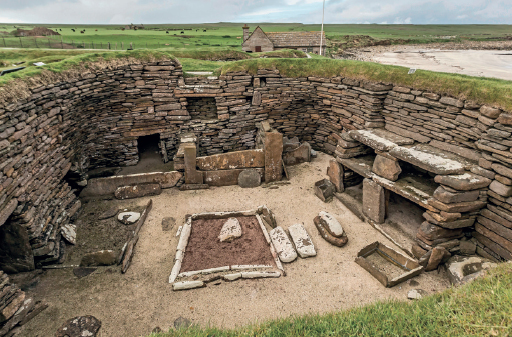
(265, 31, 326, 47)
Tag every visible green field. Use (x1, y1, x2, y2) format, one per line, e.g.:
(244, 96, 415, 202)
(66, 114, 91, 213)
(0, 23, 511, 52)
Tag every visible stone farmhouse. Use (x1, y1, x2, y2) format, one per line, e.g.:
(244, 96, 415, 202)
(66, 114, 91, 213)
(241, 24, 326, 54)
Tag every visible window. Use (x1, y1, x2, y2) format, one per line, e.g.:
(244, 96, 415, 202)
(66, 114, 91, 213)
(255, 46, 262, 52)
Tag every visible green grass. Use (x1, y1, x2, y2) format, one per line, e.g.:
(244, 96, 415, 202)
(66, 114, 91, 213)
(148, 262, 512, 337)
(219, 58, 512, 110)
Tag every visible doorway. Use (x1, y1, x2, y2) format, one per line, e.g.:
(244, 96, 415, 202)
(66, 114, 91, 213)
(119, 133, 174, 174)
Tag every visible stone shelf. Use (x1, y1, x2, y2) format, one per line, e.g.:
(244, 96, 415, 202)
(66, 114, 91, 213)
(339, 155, 375, 179)
(348, 128, 414, 151)
(389, 144, 475, 175)
(373, 173, 439, 212)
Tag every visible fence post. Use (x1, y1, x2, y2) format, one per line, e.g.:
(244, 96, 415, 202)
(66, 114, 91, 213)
(108, 42, 110, 50)
(2, 36, 6, 48)
(19, 37, 23, 48)
(61, 37, 64, 49)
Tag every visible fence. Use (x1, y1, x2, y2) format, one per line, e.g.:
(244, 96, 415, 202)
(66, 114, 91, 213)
(0, 36, 240, 50)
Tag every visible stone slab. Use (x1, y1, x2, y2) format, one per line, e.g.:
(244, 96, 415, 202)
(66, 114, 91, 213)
(434, 173, 491, 191)
(288, 224, 316, 258)
(196, 149, 264, 171)
(446, 255, 497, 285)
(172, 281, 205, 291)
(283, 142, 311, 166)
(264, 132, 283, 183)
(363, 178, 385, 224)
(203, 168, 264, 186)
(0, 199, 17, 228)
(327, 158, 344, 193)
(314, 179, 335, 202)
(423, 212, 476, 229)
(269, 226, 297, 263)
(184, 143, 203, 184)
(82, 171, 182, 196)
(318, 211, 344, 237)
(218, 218, 242, 242)
(372, 154, 402, 181)
(339, 155, 375, 179)
(389, 144, 468, 175)
(428, 199, 486, 213)
(80, 250, 117, 267)
(349, 128, 414, 151)
(238, 169, 262, 188)
(385, 124, 431, 143)
(114, 183, 161, 200)
(55, 315, 101, 337)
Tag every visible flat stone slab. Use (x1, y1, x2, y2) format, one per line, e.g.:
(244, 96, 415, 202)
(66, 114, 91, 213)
(203, 168, 264, 186)
(372, 173, 438, 212)
(196, 149, 265, 170)
(56, 316, 101, 337)
(238, 169, 261, 188)
(98, 207, 118, 220)
(349, 128, 414, 151)
(314, 179, 335, 202)
(172, 281, 205, 291)
(434, 173, 492, 191)
(390, 144, 470, 175)
(318, 211, 344, 237)
(283, 142, 311, 166)
(114, 183, 161, 200)
(339, 155, 375, 179)
(269, 226, 297, 263)
(61, 224, 76, 245)
(117, 212, 140, 225)
(288, 224, 316, 258)
(446, 255, 497, 285)
(218, 218, 242, 242)
(80, 250, 117, 267)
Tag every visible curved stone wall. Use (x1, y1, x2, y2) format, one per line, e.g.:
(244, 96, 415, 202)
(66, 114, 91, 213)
(1, 57, 512, 273)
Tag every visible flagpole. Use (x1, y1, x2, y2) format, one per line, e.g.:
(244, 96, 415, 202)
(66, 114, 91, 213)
(320, 0, 325, 56)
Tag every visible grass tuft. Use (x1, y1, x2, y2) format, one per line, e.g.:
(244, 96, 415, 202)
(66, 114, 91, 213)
(147, 262, 512, 337)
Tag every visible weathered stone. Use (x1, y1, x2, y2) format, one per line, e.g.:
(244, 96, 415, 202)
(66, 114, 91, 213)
(174, 316, 192, 329)
(0, 297, 35, 336)
(407, 289, 427, 300)
(314, 179, 335, 202)
(390, 145, 466, 175)
(179, 184, 209, 191)
(80, 250, 117, 267)
(238, 169, 262, 188)
(385, 124, 431, 143)
(459, 239, 477, 255)
(283, 142, 311, 166)
(491, 163, 512, 180)
(196, 149, 264, 170)
(489, 180, 512, 197)
(184, 143, 203, 184)
(269, 226, 297, 263)
(427, 198, 486, 213)
(218, 218, 242, 242)
(56, 316, 101, 337)
(446, 255, 497, 285)
(288, 224, 316, 258)
(162, 217, 176, 231)
(117, 212, 141, 225)
(423, 212, 475, 229)
(433, 186, 479, 203)
(480, 106, 501, 119)
(98, 207, 118, 220)
(349, 128, 414, 151)
(264, 132, 283, 183)
(327, 158, 344, 193)
(0, 199, 17, 227)
(114, 183, 161, 200)
(252, 91, 262, 105)
(372, 154, 402, 181)
(172, 281, 205, 291)
(318, 211, 344, 237)
(259, 205, 277, 228)
(0, 291, 25, 323)
(363, 178, 385, 224)
(417, 222, 463, 241)
(497, 113, 512, 125)
(73, 267, 96, 279)
(425, 246, 450, 271)
(477, 216, 512, 243)
(61, 224, 77, 245)
(0, 223, 34, 274)
(434, 173, 491, 191)
(411, 244, 427, 259)
(204, 168, 264, 186)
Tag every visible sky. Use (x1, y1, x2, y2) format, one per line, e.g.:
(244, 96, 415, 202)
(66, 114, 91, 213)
(0, 0, 511, 25)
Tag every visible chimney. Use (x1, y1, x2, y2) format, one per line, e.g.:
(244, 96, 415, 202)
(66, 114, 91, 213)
(242, 24, 250, 42)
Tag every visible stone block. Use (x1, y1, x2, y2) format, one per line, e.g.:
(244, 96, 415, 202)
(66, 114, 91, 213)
(318, 211, 344, 237)
(203, 168, 264, 187)
(433, 186, 479, 203)
(196, 149, 265, 171)
(264, 132, 283, 183)
(288, 224, 316, 258)
(489, 180, 512, 197)
(434, 173, 491, 191)
(417, 222, 463, 241)
(80, 250, 117, 267)
(184, 143, 203, 184)
(390, 145, 466, 175)
(327, 158, 344, 193)
(114, 183, 161, 200)
(446, 256, 497, 285)
(459, 239, 477, 255)
(238, 169, 262, 188)
(0, 199, 18, 227)
(314, 179, 335, 202)
(283, 142, 311, 166)
(372, 154, 401, 181)
(427, 198, 486, 213)
(56, 315, 102, 337)
(218, 218, 242, 242)
(425, 246, 450, 271)
(269, 226, 297, 263)
(363, 178, 385, 224)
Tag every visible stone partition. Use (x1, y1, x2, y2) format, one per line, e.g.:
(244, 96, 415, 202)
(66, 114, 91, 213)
(1, 57, 512, 274)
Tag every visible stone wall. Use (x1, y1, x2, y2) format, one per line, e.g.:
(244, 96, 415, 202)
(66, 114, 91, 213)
(1, 57, 512, 274)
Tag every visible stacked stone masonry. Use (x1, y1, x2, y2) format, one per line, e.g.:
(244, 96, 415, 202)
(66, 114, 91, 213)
(1, 57, 511, 274)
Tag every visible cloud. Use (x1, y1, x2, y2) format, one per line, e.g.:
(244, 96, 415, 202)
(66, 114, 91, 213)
(0, 0, 509, 24)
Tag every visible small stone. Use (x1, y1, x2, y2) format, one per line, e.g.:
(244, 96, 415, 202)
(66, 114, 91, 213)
(314, 179, 335, 202)
(172, 281, 205, 291)
(425, 246, 450, 271)
(98, 207, 118, 220)
(115, 183, 161, 200)
(408, 289, 427, 300)
(55, 316, 101, 337)
(73, 267, 97, 279)
(372, 154, 401, 181)
(76, 179, 88, 187)
(411, 244, 427, 259)
(174, 316, 192, 329)
(489, 180, 512, 197)
(60, 224, 77, 245)
(269, 226, 297, 263)
(152, 327, 163, 333)
(318, 211, 344, 237)
(433, 186, 479, 203)
(218, 218, 242, 242)
(162, 217, 176, 231)
(446, 255, 497, 285)
(238, 169, 261, 188)
(434, 173, 491, 191)
(288, 224, 316, 258)
(117, 212, 141, 225)
(327, 158, 344, 192)
(80, 250, 117, 267)
(459, 240, 477, 255)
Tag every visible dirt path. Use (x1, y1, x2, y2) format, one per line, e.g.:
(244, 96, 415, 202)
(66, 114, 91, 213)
(18, 153, 450, 337)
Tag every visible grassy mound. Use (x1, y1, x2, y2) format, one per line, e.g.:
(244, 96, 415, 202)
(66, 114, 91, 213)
(149, 262, 512, 337)
(219, 58, 512, 110)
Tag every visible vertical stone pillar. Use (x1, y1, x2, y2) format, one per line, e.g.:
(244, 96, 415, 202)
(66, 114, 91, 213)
(183, 143, 203, 184)
(264, 132, 283, 183)
(327, 158, 344, 193)
(363, 178, 386, 224)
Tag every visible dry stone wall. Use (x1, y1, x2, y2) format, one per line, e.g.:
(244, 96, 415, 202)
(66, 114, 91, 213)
(1, 57, 512, 274)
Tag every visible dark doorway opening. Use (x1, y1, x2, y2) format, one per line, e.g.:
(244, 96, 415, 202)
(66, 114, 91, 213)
(119, 133, 174, 175)
(137, 133, 160, 161)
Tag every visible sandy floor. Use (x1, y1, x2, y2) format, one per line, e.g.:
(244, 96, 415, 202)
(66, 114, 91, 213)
(18, 153, 451, 337)
(373, 50, 512, 81)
